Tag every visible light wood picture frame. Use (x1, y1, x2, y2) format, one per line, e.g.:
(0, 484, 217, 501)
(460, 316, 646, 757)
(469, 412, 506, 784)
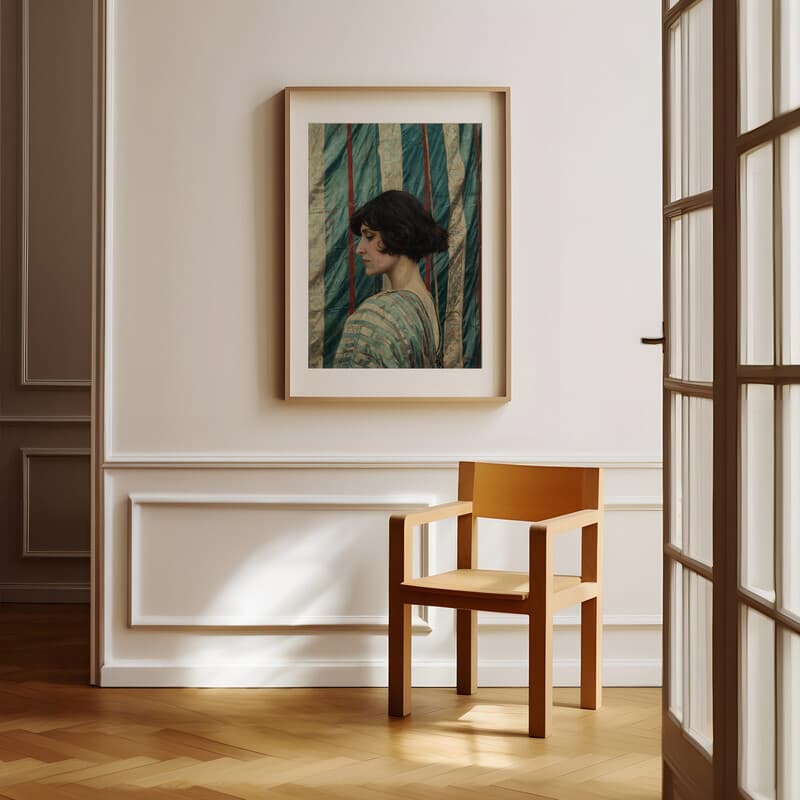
(285, 86, 510, 401)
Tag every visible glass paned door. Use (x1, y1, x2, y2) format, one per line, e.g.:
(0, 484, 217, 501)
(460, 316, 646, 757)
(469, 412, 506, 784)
(663, 1, 800, 796)
(737, 0, 800, 796)
(662, 0, 715, 795)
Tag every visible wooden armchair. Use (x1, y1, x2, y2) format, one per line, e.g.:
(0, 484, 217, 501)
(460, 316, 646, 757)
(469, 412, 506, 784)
(388, 461, 603, 738)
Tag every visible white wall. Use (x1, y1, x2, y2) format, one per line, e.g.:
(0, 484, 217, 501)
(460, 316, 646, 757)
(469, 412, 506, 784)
(102, 0, 663, 687)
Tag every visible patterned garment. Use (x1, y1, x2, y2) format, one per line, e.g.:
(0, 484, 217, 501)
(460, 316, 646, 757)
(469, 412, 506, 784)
(333, 291, 440, 369)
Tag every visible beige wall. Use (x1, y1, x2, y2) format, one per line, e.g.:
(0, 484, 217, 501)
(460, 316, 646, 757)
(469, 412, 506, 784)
(0, 0, 92, 602)
(101, 0, 664, 686)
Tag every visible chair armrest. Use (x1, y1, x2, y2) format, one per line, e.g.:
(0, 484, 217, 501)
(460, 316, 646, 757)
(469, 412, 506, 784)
(389, 501, 473, 585)
(529, 508, 602, 537)
(390, 501, 473, 532)
(528, 509, 604, 598)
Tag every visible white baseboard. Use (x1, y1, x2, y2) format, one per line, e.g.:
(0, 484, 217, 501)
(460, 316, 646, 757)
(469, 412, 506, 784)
(0, 583, 89, 603)
(101, 658, 662, 688)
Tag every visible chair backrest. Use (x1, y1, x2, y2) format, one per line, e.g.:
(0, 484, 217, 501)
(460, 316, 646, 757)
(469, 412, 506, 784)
(457, 461, 601, 522)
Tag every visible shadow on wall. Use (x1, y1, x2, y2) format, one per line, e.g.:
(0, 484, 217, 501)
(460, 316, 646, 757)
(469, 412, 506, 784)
(251, 93, 286, 405)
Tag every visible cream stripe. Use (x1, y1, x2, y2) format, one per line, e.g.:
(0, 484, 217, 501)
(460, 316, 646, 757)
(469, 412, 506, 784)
(307, 124, 327, 368)
(442, 124, 468, 368)
(378, 123, 403, 191)
(378, 124, 403, 293)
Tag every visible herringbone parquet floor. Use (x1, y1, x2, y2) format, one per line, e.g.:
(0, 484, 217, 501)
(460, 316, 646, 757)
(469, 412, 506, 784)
(0, 605, 661, 799)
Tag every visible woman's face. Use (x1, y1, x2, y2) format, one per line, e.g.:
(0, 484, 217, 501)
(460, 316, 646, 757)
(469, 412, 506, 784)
(356, 225, 401, 277)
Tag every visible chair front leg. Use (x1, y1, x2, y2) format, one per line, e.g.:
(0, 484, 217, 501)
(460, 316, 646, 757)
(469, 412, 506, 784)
(529, 527, 553, 737)
(529, 607, 552, 738)
(388, 597, 411, 717)
(388, 515, 412, 717)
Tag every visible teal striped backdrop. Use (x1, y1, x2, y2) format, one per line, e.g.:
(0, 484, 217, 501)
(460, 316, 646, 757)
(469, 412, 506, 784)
(307, 122, 482, 369)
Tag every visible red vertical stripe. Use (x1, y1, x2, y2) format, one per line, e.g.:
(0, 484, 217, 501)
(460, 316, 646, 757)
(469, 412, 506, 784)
(474, 123, 483, 366)
(346, 124, 356, 315)
(422, 124, 432, 290)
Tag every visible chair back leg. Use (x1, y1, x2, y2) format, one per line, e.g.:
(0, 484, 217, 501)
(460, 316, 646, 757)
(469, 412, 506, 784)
(580, 596, 603, 710)
(456, 609, 477, 695)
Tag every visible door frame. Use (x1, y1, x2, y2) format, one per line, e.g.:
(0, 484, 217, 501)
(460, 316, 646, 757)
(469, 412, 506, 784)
(89, 0, 107, 687)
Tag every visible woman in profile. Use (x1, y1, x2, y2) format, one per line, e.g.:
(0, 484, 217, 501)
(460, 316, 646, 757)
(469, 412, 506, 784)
(334, 190, 448, 369)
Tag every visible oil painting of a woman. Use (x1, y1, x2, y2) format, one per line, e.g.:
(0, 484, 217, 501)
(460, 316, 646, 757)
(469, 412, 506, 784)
(307, 122, 482, 371)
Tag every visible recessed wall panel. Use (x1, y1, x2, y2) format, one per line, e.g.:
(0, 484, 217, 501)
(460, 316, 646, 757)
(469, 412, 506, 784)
(129, 496, 430, 627)
(23, 450, 90, 556)
(23, 0, 92, 383)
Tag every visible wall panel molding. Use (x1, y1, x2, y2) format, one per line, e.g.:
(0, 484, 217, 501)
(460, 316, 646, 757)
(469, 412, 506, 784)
(104, 456, 663, 470)
(0, 416, 91, 423)
(604, 497, 663, 511)
(22, 447, 91, 557)
(128, 493, 434, 631)
(0, 582, 89, 603)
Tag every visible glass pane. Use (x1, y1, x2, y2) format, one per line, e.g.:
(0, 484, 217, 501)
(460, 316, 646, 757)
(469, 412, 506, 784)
(779, 628, 800, 800)
(686, 572, 713, 752)
(686, 0, 712, 196)
(742, 384, 776, 602)
(740, 606, 776, 800)
(782, 129, 800, 364)
(740, 0, 774, 132)
(668, 2, 712, 202)
(688, 209, 713, 381)
(669, 561, 684, 722)
(741, 144, 775, 365)
(783, 385, 800, 619)
(671, 394, 684, 550)
(669, 210, 713, 381)
(670, 218, 683, 378)
(687, 398, 713, 565)
(669, 21, 683, 202)
(778, 0, 800, 115)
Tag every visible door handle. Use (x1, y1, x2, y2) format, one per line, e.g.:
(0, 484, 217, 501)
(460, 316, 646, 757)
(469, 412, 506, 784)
(641, 322, 665, 347)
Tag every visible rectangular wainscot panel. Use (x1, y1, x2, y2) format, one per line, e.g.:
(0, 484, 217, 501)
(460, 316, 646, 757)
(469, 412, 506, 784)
(24, 449, 90, 557)
(128, 494, 435, 628)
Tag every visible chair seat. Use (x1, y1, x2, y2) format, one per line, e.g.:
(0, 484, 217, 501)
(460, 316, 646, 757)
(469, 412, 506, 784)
(401, 569, 582, 601)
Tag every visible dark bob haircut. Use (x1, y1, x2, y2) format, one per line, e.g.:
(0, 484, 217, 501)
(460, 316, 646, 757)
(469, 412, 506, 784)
(349, 190, 448, 262)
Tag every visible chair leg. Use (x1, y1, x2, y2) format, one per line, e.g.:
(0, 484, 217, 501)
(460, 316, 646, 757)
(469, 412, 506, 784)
(388, 599, 411, 717)
(529, 610, 552, 737)
(456, 609, 477, 695)
(580, 597, 602, 710)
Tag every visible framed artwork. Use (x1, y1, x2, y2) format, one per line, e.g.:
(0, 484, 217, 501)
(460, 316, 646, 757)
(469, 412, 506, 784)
(285, 86, 510, 400)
